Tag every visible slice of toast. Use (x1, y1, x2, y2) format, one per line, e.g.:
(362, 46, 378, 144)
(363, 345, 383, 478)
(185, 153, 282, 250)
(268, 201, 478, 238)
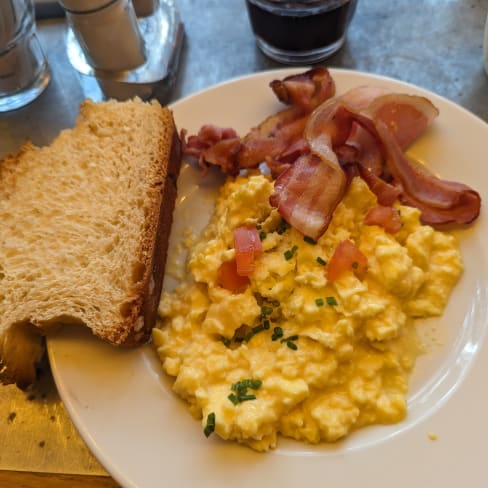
(0, 98, 181, 388)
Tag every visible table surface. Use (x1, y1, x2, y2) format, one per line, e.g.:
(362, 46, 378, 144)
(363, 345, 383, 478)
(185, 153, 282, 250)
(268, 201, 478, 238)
(1, 0, 487, 486)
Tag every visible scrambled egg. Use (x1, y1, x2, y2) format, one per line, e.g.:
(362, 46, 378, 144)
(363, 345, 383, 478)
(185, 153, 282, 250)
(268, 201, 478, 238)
(153, 174, 463, 451)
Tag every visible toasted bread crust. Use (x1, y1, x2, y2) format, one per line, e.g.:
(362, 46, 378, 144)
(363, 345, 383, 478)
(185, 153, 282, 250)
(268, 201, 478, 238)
(119, 125, 182, 346)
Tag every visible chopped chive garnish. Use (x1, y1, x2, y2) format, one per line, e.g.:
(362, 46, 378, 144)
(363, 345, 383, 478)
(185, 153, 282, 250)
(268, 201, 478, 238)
(271, 326, 283, 341)
(284, 245, 298, 261)
(316, 257, 327, 266)
(228, 393, 239, 405)
(221, 337, 231, 347)
(276, 218, 290, 235)
(261, 305, 273, 316)
(352, 261, 359, 269)
(231, 379, 262, 391)
(228, 379, 262, 405)
(315, 298, 324, 307)
(263, 319, 270, 330)
(246, 324, 266, 342)
(271, 300, 280, 307)
(204, 412, 216, 437)
(256, 224, 262, 230)
(259, 231, 267, 240)
(326, 296, 338, 306)
(303, 236, 316, 245)
(281, 334, 299, 350)
(238, 394, 256, 402)
(281, 334, 298, 342)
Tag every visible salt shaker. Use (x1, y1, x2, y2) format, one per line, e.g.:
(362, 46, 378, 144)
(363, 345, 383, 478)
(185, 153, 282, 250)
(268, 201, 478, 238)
(58, 0, 146, 71)
(60, 0, 184, 102)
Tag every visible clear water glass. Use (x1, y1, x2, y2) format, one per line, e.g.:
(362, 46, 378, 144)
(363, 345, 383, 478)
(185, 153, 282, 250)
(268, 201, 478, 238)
(0, 0, 50, 112)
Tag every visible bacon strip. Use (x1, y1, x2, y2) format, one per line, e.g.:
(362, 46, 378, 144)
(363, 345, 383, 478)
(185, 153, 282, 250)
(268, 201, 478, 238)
(184, 69, 481, 238)
(236, 109, 307, 169)
(182, 68, 336, 174)
(269, 67, 335, 113)
(270, 153, 346, 240)
(367, 93, 439, 150)
(337, 121, 383, 175)
(359, 94, 478, 226)
(236, 68, 336, 169)
(182, 125, 241, 174)
(337, 85, 392, 110)
(270, 82, 480, 237)
(357, 164, 401, 206)
(375, 120, 481, 225)
(269, 95, 361, 240)
(266, 138, 310, 176)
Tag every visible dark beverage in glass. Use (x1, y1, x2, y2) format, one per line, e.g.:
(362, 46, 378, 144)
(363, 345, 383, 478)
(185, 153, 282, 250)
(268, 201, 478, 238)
(245, 0, 358, 64)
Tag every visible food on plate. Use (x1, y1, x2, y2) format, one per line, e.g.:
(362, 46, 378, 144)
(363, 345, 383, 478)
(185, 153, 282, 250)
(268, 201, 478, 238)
(153, 68, 480, 451)
(0, 98, 181, 389)
(154, 173, 463, 451)
(184, 68, 480, 239)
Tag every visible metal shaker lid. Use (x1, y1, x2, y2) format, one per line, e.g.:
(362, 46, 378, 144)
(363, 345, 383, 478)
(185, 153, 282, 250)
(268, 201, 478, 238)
(58, 0, 114, 13)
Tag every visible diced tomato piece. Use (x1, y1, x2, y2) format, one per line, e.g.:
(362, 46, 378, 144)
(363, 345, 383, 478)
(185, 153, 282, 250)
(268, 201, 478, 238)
(364, 205, 402, 234)
(235, 248, 255, 276)
(327, 239, 368, 282)
(234, 226, 262, 277)
(217, 258, 250, 292)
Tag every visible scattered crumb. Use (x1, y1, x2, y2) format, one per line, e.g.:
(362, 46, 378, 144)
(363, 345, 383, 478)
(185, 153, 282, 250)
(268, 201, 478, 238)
(38, 440, 45, 448)
(7, 412, 16, 423)
(428, 432, 438, 441)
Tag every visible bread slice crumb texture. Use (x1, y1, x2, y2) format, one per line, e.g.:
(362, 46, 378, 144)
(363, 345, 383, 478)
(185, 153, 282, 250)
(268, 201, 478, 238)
(0, 98, 181, 386)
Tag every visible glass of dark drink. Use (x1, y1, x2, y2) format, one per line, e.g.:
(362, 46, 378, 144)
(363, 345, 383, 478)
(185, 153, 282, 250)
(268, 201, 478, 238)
(245, 0, 358, 64)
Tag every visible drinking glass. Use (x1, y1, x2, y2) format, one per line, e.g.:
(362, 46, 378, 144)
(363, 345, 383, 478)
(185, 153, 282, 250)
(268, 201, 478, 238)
(0, 0, 50, 112)
(245, 0, 358, 64)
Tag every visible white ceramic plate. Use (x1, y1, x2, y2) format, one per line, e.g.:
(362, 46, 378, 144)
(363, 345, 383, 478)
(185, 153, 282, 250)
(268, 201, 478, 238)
(48, 69, 488, 488)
